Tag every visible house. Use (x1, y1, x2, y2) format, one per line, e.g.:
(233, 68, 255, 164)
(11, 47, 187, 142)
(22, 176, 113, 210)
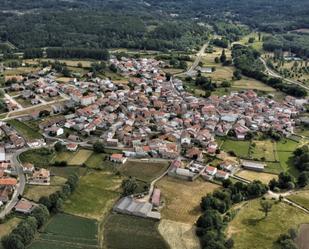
(28, 168, 50, 185)
(66, 143, 78, 152)
(15, 199, 36, 214)
(241, 160, 265, 172)
(186, 147, 203, 161)
(205, 165, 217, 176)
(22, 163, 35, 174)
(175, 168, 196, 180)
(0, 187, 10, 203)
(0, 178, 17, 187)
(46, 126, 64, 136)
(0, 146, 5, 161)
(215, 170, 229, 180)
(110, 154, 127, 164)
(151, 188, 161, 207)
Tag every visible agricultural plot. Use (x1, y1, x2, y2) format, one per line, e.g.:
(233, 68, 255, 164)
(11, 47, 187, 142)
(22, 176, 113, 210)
(104, 214, 169, 249)
(49, 166, 88, 178)
(227, 199, 309, 249)
(53, 149, 93, 166)
(7, 119, 42, 141)
(221, 139, 250, 158)
(63, 170, 122, 220)
(265, 162, 284, 175)
(232, 77, 275, 92)
(236, 170, 278, 184)
(85, 153, 112, 169)
(29, 213, 98, 249)
(120, 160, 170, 183)
(250, 140, 276, 161)
(287, 191, 309, 209)
(156, 177, 220, 224)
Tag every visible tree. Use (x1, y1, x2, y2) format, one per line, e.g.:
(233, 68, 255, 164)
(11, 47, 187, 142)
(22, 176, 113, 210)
(93, 141, 105, 153)
(121, 177, 138, 196)
(268, 178, 279, 190)
(260, 200, 273, 217)
(214, 57, 220, 63)
(54, 142, 65, 152)
(297, 172, 309, 187)
(220, 50, 227, 63)
(1, 234, 24, 249)
(278, 172, 293, 189)
(38, 196, 51, 210)
(31, 205, 49, 228)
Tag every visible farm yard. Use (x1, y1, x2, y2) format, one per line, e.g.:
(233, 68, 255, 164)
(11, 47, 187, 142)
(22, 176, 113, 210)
(63, 170, 122, 220)
(119, 159, 170, 183)
(236, 170, 278, 184)
(156, 177, 220, 224)
(103, 214, 169, 249)
(28, 213, 98, 249)
(227, 199, 309, 249)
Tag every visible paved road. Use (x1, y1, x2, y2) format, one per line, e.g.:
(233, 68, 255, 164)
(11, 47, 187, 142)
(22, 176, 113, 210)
(259, 57, 309, 91)
(0, 149, 26, 219)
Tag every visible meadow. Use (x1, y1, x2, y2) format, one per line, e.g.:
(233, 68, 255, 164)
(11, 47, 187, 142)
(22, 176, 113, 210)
(221, 139, 250, 158)
(236, 170, 278, 184)
(287, 190, 309, 210)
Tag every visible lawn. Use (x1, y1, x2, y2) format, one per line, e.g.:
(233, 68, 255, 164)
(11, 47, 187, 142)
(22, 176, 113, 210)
(104, 214, 169, 249)
(63, 170, 122, 220)
(287, 191, 309, 209)
(7, 119, 42, 141)
(251, 140, 276, 161)
(227, 199, 309, 249)
(19, 148, 55, 167)
(29, 213, 98, 249)
(221, 139, 250, 158)
(236, 170, 278, 184)
(156, 177, 220, 224)
(119, 160, 170, 183)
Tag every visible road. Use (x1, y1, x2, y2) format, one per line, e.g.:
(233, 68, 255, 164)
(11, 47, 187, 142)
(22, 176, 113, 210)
(176, 42, 209, 77)
(0, 148, 27, 219)
(259, 57, 309, 91)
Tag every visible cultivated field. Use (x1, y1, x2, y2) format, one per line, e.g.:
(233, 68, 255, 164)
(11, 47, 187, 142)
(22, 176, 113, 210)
(104, 214, 169, 249)
(236, 170, 278, 184)
(158, 219, 200, 249)
(120, 160, 170, 183)
(287, 191, 309, 209)
(232, 77, 275, 92)
(53, 149, 93, 166)
(85, 153, 112, 169)
(296, 224, 309, 249)
(250, 140, 276, 161)
(24, 59, 94, 68)
(29, 213, 98, 249)
(63, 170, 122, 220)
(227, 199, 309, 249)
(156, 177, 220, 224)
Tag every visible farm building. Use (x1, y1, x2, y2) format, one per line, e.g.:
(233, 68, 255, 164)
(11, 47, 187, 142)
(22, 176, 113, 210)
(15, 199, 36, 214)
(205, 165, 217, 176)
(151, 188, 161, 207)
(215, 170, 229, 180)
(113, 197, 160, 220)
(66, 143, 78, 152)
(241, 160, 265, 172)
(110, 154, 127, 164)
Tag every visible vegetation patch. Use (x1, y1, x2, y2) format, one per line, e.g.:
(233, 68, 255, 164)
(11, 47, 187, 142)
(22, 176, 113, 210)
(0, 217, 21, 239)
(221, 139, 250, 158)
(227, 199, 309, 249)
(287, 191, 309, 209)
(7, 119, 42, 141)
(19, 148, 55, 167)
(156, 177, 219, 224)
(250, 140, 276, 161)
(63, 170, 122, 220)
(120, 160, 170, 183)
(236, 170, 278, 184)
(104, 214, 169, 249)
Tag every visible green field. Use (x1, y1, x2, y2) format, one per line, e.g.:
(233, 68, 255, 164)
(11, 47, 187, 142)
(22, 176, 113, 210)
(287, 191, 309, 209)
(53, 150, 93, 166)
(19, 148, 55, 167)
(276, 139, 300, 177)
(250, 140, 276, 161)
(29, 213, 98, 249)
(85, 153, 114, 169)
(63, 170, 122, 220)
(104, 214, 169, 249)
(221, 139, 250, 158)
(120, 160, 170, 183)
(265, 162, 284, 175)
(7, 119, 42, 141)
(227, 199, 309, 249)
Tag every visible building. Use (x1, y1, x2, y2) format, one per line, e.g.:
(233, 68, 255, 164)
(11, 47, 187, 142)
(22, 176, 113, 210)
(15, 199, 36, 214)
(205, 165, 217, 176)
(215, 170, 229, 180)
(22, 163, 35, 174)
(66, 143, 78, 152)
(151, 188, 161, 207)
(28, 168, 50, 185)
(0, 178, 17, 187)
(0, 146, 5, 161)
(241, 160, 265, 172)
(110, 154, 127, 164)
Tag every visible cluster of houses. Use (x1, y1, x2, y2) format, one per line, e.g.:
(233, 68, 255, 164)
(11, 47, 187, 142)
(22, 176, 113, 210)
(22, 163, 50, 185)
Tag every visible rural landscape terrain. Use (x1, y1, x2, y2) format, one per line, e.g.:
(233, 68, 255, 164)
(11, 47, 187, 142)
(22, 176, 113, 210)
(0, 1, 308, 249)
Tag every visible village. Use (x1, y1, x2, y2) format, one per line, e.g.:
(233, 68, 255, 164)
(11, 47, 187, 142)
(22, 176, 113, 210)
(0, 55, 307, 221)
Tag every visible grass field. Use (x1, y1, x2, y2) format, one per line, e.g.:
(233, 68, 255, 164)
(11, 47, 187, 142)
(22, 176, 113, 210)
(14, 96, 33, 108)
(104, 214, 169, 249)
(158, 219, 200, 249)
(227, 199, 309, 249)
(0, 217, 21, 239)
(221, 139, 250, 158)
(251, 140, 276, 161)
(53, 149, 93, 166)
(156, 177, 220, 224)
(120, 160, 170, 183)
(29, 213, 98, 249)
(23, 176, 67, 201)
(236, 170, 278, 184)
(265, 162, 284, 175)
(232, 77, 275, 92)
(3, 67, 37, 76)
(237, 32, 264, 51)
(63, 170, 122, 220)
(19, 148, 55, 167)
(7, 119, 42, 141)
(276, 139, 300, 177)
(287, 191, 309, 209)
(49, 166, 88, 178)
(85, 153, 112, 169)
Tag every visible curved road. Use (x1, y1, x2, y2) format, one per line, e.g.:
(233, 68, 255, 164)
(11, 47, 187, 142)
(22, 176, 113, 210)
(0, 148, 26, 219)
